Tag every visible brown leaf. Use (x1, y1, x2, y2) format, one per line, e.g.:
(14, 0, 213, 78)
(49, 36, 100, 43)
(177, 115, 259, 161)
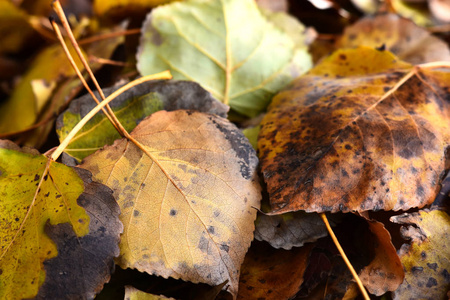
(254, 211, 333, 250)
(359, 220, 404, 296)
(391, 209, 450, 299)
(259, 47, 450, 213)
(339, 13, 450, 64)
(81, 110, 261, 298)
(237, 241, 313, 300)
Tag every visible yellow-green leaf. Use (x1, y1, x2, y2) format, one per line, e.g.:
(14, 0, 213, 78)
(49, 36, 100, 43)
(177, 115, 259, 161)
(0, 140, 121, 299)
(136, 0, 312, 117)
(81, 110, 261, 298)
(124, 286, 176, 300)
(391, 209, 450, 299)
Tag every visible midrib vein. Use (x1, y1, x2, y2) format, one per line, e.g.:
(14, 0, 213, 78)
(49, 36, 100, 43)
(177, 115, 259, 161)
(221, 0, 231, 105)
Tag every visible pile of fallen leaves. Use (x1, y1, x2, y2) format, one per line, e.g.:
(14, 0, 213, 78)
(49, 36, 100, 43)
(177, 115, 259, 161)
(1, 0, 450, 299)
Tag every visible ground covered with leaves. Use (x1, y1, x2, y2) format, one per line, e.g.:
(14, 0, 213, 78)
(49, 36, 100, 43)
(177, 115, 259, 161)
(1, 0, 450, 299)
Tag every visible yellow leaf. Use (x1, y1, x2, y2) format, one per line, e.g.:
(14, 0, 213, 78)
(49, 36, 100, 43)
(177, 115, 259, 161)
(391, 209, 450, 299)
(0, 142, 89, 299)
(124, 286, 175, 300)
(80, 110, 261, 297)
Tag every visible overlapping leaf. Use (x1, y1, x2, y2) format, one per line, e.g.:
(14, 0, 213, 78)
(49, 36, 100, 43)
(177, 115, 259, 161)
(0, 140, 122, 299)
(80, 110, 261, 297)
(339, 13, 450, 64)
(237, 241, 312, 300)
(136, 0, 312, 117)
(57, 80, 228, 162)
(391, 209, 450, 299)
(259, 47, 450, 213)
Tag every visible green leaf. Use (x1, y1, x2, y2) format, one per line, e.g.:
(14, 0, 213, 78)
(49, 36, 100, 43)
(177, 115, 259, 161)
(0, 140, 122, 299)
(136, 0, 312, 118)
(56, 80, 228, 162)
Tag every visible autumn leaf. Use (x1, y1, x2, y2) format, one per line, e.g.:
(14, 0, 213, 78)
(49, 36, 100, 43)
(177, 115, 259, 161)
(56, 80, 228, 162)
(136, 0, 312, 117)
(391, 209, 450, 299)
(124, 285, 176, 300)
(259, 47, 450, 213)
(0, 140, 122, 299)
(80, 110, 261, 297)
(359, 219, 404, 295)
(0, 43, 83, 135)
(254, 210, 330, 250)
(237, 241, 313, 300)
(339, 13, 450, 64)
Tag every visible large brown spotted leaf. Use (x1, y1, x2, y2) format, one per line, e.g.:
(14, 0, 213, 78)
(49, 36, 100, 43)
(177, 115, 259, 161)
(259, 47, 450, 213)
(80, 110, 261, 298)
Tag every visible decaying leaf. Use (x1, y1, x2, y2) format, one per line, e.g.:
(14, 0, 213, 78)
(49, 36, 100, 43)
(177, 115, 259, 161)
(391, 209, 450, 299)
(0, 43, 83, 135)
(237, 241, 313, 300)
(254, 210, 329, 250)
(0, 140, 122, 299)
(81, 110, 261, 297)
(259, 47, 450, 213)
(57, 80, 228, 162)
(124, 285, 176, 300)
(359, 220, 404, 295)
(136, 0, 312, 117)
(339, 13, 450, 64)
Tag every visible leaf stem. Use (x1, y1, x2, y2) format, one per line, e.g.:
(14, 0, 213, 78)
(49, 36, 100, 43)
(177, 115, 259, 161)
(49, 19, 120, 133)
(320, 213, 370, 300)
(50, 71, 172, 161)
(52, 0, 130, 138)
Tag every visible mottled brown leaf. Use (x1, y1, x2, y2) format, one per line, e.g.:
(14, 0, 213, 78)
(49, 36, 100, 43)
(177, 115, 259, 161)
(259, 47, 450, 213)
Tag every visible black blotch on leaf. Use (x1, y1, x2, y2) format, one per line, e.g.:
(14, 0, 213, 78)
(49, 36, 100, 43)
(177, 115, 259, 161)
(220, 244, 229, 253)
(133, 210, 140, 217)
(169, 209, 177, 216)
(426, 277, 438, 287)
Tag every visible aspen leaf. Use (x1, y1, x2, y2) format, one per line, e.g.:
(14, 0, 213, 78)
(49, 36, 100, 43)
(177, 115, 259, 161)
(339, 14, 450, 64)
(259, 47, 450, 213)
(359, 220, 404, 295)
(124, 286, 176, 300)
(237, 241, 312, 300)
(391, 209, 450, 300)
(80, 110, 261, 298)
(136, 0, 312, 117)
(57, 80, 228, 162)
(0, 140, 122, 299)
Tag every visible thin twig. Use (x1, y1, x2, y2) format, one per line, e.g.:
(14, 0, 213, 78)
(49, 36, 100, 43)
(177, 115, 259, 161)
(320, 213, 370, 300)
(52, 0, 129, 137)
(50, 19, 121, 133)
(79, 28, 141, 45)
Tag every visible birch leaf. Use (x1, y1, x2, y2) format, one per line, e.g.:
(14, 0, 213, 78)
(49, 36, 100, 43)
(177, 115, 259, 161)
(136, 0, 312, 117)
(81, 110, 261, 298)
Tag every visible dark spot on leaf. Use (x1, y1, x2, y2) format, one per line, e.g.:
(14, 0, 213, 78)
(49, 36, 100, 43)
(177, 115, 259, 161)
(34, 174, 40, 181)
(427, 263, 438, 271)
(133, 210, 140, 217)
(214, 210, 220, 217)
(339, 54, 347, 60)
(44, 175, 48, 181)
(207, 226, 215, 234)
(220, 244, 229, 252)
(65, 182, 68, 185)
(412, 266, 423, 275)
(78, 218, 85, 224)
(169, 209, 177, 216)
(55, 195, 61, 199)
(247, 286, 254, 290)
(345, 144, 352, 150)
(44, 192, 50, 197)
(15, 218, 19, 222)
(426, 277, 438, 287)
(258, 279, 266, 284)
(441, 269, 450, 281)
(421, 251, 426, 259)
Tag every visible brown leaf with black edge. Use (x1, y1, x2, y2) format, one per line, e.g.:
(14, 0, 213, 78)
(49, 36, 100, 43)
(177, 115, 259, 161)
(359, 219, 404, 296)
(237, 241, 313, 300)
(259, 47, 450, 214)
(391, 209, 450, 299)
(339, 13, 450, 64)
(81, 110, 261, 298)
